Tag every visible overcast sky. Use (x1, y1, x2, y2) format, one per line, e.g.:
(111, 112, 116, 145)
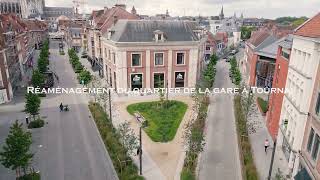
(45, 0, 320, 19)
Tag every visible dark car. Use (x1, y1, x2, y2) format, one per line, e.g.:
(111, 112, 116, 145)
(43, 71, 54, 88)
(81, 52, 87, 58)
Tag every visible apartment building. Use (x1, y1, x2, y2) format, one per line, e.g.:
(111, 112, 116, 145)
(0, 14, 48, 104)
(86, 4, 139, 77)
(276, 12, 320, 178)
(101, 20, 207, 90)
(294, 13, 320, 180)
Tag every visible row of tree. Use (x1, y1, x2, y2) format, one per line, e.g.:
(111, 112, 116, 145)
(0, 40, 51, 179)
(181, 54, 218, 179)
(68, 49, 92, 85)
(229, 57, 242, 86)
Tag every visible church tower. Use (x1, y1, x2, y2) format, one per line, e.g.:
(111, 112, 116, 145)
(131, 6, 136, 15)
(219, 6, 224, 20)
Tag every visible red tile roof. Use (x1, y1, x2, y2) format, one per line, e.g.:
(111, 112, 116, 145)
(0, 14, 27, 34)
(95, 6, 139, 33)
(247, 30, 270, 47)
(294, 12, 320, 38)
(23, 20, 48, 31)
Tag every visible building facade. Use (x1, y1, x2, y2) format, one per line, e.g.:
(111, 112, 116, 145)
(0, 0, 21, 17)
(276, 13, 320, 178)
(101, 20, 207, 90)
(85, 4, 139, 77)
(0, 14, 48, 104)
(266, 35, 292, 140)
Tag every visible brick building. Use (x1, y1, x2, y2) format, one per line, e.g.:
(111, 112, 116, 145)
(85, 4, 139, 77)
(101, 20, 207, 90)
(0, 14, 48, 104)
(266, 35, 292, 140)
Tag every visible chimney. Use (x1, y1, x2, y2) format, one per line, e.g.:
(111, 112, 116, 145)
(104, 6, 108, 13)
(113, 16, 118, 25)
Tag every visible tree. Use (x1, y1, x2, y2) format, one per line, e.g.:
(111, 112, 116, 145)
(0, 120, 33, 177)
(37, 57, 47, 73)
(117, 121, 139, 156)
(31, 70, 45, 88)
(25, 93, 41, 120)
(241, 26, 255, 40)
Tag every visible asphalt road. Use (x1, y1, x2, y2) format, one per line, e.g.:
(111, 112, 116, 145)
(0, 41, 118, 180)
(198, 60, 242, 180)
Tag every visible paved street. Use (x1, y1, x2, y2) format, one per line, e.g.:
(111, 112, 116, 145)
(198, 60, 242, 180)
(0, 41, 118, 180)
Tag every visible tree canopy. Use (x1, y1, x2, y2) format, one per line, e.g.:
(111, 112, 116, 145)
(0, 121, 33, 174)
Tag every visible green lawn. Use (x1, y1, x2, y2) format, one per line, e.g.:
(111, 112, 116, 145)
(257, 97, 268, 113)
(127, 100, 188, 142)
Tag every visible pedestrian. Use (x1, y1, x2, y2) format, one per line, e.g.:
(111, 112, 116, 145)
(25, 116, 29, 124)
(59, 103, 63, 112)
(264, 139, 270, 153)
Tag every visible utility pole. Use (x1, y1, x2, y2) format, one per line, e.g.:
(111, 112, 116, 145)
(139, 125, 142, 175)
(267, 140, 277, 180)
(108, 88, 112, 122)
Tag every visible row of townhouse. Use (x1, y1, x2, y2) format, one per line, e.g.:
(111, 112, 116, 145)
(0, 13, 48, 104)
(245, 12, 320, 179)
(81, 4, 214, 90)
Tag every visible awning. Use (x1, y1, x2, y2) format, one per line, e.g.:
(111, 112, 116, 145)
(294, 168, 312, 180)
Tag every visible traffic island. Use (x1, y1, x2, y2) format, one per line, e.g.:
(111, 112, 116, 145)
(127, 100, 188, 142)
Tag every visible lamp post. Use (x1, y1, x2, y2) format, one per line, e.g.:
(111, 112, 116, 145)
(108, 88, 112, 122)
(267, 140, 277, 180)
(139, 125, 142, 175)
(135, 114, 143, 175)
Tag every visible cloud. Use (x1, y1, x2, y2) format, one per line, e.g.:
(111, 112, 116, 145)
(46, 0, 320, 19)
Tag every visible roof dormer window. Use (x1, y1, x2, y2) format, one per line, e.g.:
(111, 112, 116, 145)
(154, 30, 165, 42)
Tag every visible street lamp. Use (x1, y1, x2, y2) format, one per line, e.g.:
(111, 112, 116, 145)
(135, 113, 144, 175)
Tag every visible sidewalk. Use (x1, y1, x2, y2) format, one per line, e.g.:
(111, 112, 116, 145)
(236, 50, 287, 179)
(247, 101, 288, 179)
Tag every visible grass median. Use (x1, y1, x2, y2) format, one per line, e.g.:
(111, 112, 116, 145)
(88, 102, 144, 180)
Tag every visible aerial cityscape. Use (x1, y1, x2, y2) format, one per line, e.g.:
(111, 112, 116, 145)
(0, 0, 319, 180)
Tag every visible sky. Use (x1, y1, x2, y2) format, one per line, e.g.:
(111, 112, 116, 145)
(45, 0, 320, 19)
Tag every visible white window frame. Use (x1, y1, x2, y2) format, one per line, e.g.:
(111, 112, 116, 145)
(131, 53, 142, 67)
(176, 52, 186, 65)
(154, 52, 164, 66)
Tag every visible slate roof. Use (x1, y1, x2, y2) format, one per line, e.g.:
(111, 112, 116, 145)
(106, 20, 200, 42)
(278, 34, 293, 49)
(255, 35, 278, 58)
(294, 12, 320, 38)
(247, 31, 270, 47)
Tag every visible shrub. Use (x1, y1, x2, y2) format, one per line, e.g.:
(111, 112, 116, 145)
(181, 168, 195, 180)
(74, 62, 84, 73)
(28, 118, 45, 129)
(78, 70, 92, 85)
(234, 95, 258, 180)
(17, 172, 40, 180)
(88, 103, 144, 180)
(59, 51, 65, 55)
(257, 97, 268, 113)
(229, 57, 242, 85)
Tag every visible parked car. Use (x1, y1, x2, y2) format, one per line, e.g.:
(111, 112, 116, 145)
(43, 71, 54, 88)
(81, 52, 87, 58)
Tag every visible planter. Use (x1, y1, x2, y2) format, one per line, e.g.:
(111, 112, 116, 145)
(256, 98, 267, 116)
